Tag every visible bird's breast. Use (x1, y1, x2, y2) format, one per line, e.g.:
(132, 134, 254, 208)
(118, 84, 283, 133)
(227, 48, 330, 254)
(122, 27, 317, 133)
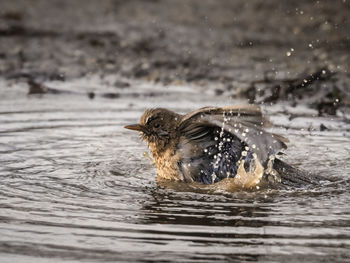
(148, 141, 183, 181)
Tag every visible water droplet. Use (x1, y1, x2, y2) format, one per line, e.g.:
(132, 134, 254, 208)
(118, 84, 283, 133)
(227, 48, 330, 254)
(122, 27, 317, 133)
(211, 173, 217, 182)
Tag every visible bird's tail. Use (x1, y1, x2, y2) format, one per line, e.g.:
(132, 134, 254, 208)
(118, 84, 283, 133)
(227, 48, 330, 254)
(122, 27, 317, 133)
(273, 158, 326, 187)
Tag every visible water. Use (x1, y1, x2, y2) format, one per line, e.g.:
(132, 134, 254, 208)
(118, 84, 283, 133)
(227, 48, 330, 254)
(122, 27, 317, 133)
(1, 78, 350, 262)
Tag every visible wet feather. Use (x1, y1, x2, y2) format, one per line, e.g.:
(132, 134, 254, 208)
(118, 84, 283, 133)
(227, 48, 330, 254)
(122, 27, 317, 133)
(125, 105, 317, 189)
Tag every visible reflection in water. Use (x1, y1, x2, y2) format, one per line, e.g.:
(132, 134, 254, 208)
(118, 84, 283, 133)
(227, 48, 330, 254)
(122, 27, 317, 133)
(141, 187, 273, 227)
(0, 80, 350, 262)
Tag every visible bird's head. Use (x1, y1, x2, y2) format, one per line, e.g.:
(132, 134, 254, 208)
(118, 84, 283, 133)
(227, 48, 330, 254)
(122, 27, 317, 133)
(125, 108, 181, 152)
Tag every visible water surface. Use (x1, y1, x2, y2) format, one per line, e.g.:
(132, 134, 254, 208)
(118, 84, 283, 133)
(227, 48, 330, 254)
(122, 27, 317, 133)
(0, 78, 350, 262)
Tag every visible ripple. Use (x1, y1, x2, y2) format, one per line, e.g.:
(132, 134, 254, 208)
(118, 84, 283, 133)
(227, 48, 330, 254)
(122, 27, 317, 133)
(0, 80, 350, 262)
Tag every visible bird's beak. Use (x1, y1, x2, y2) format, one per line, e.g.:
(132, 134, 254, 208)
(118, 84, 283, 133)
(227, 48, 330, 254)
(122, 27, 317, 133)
(124, 124, 147, 133)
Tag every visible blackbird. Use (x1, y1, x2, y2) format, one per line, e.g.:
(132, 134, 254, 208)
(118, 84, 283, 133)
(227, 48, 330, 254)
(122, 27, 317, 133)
(125, 105, 320, 190)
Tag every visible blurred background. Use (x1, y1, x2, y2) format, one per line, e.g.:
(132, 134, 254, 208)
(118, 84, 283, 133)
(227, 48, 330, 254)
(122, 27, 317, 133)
(0, 0, 349, 89)
(1, 0, 350, 112)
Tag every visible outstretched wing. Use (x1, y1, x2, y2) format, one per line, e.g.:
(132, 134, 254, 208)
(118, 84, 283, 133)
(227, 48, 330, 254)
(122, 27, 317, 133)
(176, 105, 288, 184)
(179, 105, 288, 163)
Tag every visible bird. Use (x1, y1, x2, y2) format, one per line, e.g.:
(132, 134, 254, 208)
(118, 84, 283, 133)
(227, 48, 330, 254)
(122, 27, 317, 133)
(125, 105, 321, 190)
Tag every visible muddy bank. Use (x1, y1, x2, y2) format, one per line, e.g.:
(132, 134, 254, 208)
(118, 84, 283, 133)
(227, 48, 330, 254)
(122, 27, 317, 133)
(0, 0, 350, 114)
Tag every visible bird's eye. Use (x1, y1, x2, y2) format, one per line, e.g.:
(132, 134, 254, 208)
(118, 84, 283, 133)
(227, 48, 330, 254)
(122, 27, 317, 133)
(154, 123, 160, 128)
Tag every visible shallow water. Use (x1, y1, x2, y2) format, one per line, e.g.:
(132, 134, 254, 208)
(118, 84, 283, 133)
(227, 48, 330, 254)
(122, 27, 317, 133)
(1, 78, 350, 262)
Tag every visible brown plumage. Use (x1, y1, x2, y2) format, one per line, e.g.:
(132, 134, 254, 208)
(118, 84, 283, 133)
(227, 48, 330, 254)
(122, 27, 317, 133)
(125, 106, 320, 190)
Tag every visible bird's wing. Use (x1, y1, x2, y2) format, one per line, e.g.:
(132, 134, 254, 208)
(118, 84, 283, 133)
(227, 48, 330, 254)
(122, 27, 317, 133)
(180, 105, 270, 127)
(177, 125, 246, 184)
(178, 105, 288, 163)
